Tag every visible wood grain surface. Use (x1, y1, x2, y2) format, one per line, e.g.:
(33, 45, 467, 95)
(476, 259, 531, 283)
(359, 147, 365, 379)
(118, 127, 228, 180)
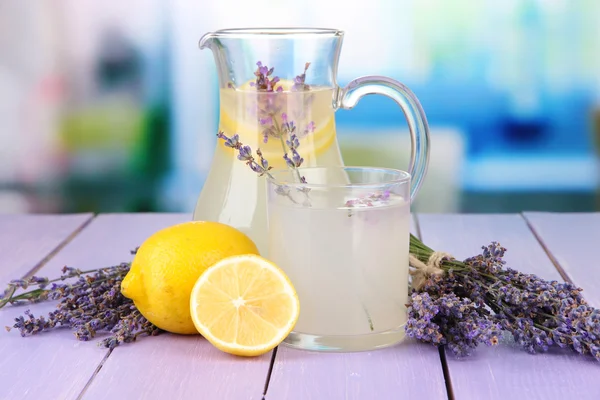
(0, 213, 92, 285)
(2, 213, 600, 400)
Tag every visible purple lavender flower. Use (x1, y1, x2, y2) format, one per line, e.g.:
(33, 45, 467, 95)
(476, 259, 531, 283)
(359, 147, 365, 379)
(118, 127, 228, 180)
(8, 279, 29, 290)
(292, 62, 311, 91)
(257, 62, 268, 76)
(406, 292, 501, 357)
(237, 145, 253, 162)
(344, 190, 393, 208)
(30, 276, 49, 288)
(291, 150, 303, 168)
(281, 116, 296, 135)
(248, 161, 263, 174)
(282, 148, 304, 169)
(283, 153, 294, 169)
(217, 132, 240, 148)
(260, 117, 273, 126)
(215, 131, 272, 177)
(256, 149, 269, 170)
(251, 61, 282, 93)
(304, 121, 316, 135)
(286, 134, 300, 151)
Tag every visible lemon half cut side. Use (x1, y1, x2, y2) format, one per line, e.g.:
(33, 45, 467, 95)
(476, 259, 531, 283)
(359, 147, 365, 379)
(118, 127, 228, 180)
(190, 254, 300, 357)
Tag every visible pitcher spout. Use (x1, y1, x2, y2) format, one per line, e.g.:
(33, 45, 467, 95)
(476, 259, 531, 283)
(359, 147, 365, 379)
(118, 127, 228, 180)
(198, 32, 216, 50)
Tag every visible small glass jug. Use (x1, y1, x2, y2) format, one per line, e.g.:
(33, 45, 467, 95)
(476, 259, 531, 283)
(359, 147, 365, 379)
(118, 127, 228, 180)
(194, 28, 429, 254)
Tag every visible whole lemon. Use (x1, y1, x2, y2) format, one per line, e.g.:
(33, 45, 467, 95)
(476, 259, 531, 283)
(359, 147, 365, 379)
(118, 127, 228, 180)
(121, 221, 259, 334)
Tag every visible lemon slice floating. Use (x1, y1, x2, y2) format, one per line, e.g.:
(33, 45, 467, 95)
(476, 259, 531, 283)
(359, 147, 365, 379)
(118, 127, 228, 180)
(217, 79, 337, 166)
(190, 254, 300, 356)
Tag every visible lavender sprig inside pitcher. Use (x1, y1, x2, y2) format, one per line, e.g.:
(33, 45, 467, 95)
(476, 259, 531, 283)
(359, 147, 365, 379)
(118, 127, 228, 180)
(218, 61, 317, 198)
(251, 61, 316, 190)
(292, 62, 311, 91)
(216, 131, 306, 204)
(245, 61, 317, 144)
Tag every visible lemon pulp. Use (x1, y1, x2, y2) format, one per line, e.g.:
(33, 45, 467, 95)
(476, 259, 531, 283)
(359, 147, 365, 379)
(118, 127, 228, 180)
(190, 254, 300, 357)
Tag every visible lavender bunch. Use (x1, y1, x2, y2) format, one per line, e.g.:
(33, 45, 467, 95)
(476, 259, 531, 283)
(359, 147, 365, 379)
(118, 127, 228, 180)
(407, 234, 600, 360)
(2, 255, 161, 349)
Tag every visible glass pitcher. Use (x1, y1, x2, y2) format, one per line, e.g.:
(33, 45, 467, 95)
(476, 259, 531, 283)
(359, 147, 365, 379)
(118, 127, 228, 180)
(193, 28, 429, 254)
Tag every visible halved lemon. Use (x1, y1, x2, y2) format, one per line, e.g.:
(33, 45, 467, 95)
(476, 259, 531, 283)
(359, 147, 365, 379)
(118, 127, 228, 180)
(190, 254, 300, 357)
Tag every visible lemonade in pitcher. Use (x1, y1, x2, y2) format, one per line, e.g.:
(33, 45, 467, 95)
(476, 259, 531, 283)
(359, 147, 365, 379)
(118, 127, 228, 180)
(193, 65, 345, 254)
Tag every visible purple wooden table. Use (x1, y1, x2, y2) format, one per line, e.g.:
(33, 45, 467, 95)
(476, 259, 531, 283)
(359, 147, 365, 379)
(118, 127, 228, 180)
(0, 212, 599, 399)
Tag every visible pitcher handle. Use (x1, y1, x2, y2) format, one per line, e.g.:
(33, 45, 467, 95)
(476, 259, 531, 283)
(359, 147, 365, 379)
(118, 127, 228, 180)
(338, 76, 430, 202)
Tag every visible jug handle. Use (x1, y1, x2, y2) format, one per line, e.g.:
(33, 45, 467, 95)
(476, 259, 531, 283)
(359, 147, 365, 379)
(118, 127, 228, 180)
(337, 76, 430, 201)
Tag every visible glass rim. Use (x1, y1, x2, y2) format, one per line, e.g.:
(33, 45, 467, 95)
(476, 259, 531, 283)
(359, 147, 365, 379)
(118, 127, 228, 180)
(266, 166, 411, 188)
(208, 27, 344, 38)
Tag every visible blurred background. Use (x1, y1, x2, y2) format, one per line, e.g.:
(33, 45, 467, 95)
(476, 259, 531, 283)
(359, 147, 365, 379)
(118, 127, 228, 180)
(1, 0, 599, 214)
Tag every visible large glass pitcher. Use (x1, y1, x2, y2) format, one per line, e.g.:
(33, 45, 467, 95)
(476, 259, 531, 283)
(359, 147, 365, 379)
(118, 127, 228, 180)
(193, 28, 430, 254)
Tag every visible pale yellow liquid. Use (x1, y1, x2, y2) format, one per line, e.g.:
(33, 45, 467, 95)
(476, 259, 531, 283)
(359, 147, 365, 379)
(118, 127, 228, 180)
(269, 195, 410, 349)
(193, 85, 345, 254)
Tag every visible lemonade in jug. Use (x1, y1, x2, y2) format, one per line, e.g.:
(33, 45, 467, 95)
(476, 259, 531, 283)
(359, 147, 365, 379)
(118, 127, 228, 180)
(193, 28, 429, 255)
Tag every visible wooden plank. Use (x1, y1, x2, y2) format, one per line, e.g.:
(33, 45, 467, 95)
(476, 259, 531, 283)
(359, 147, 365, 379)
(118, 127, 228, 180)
(79, 214, 272, 400)
(417, 213, 600, 400)
(0, 213, 190, 400)
(266, 340, 448, 400)
(81, 333, 270, 400)
(523, 212, 600, 307)
(265, 215, 448, 400)
(0, 213, 93, 285)
(0, 213, 93, 400)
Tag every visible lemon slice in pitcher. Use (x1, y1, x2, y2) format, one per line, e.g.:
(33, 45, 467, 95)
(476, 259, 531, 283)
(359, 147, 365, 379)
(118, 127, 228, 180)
(190, 254, 300, 357)
(217, 79, 336, 164)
